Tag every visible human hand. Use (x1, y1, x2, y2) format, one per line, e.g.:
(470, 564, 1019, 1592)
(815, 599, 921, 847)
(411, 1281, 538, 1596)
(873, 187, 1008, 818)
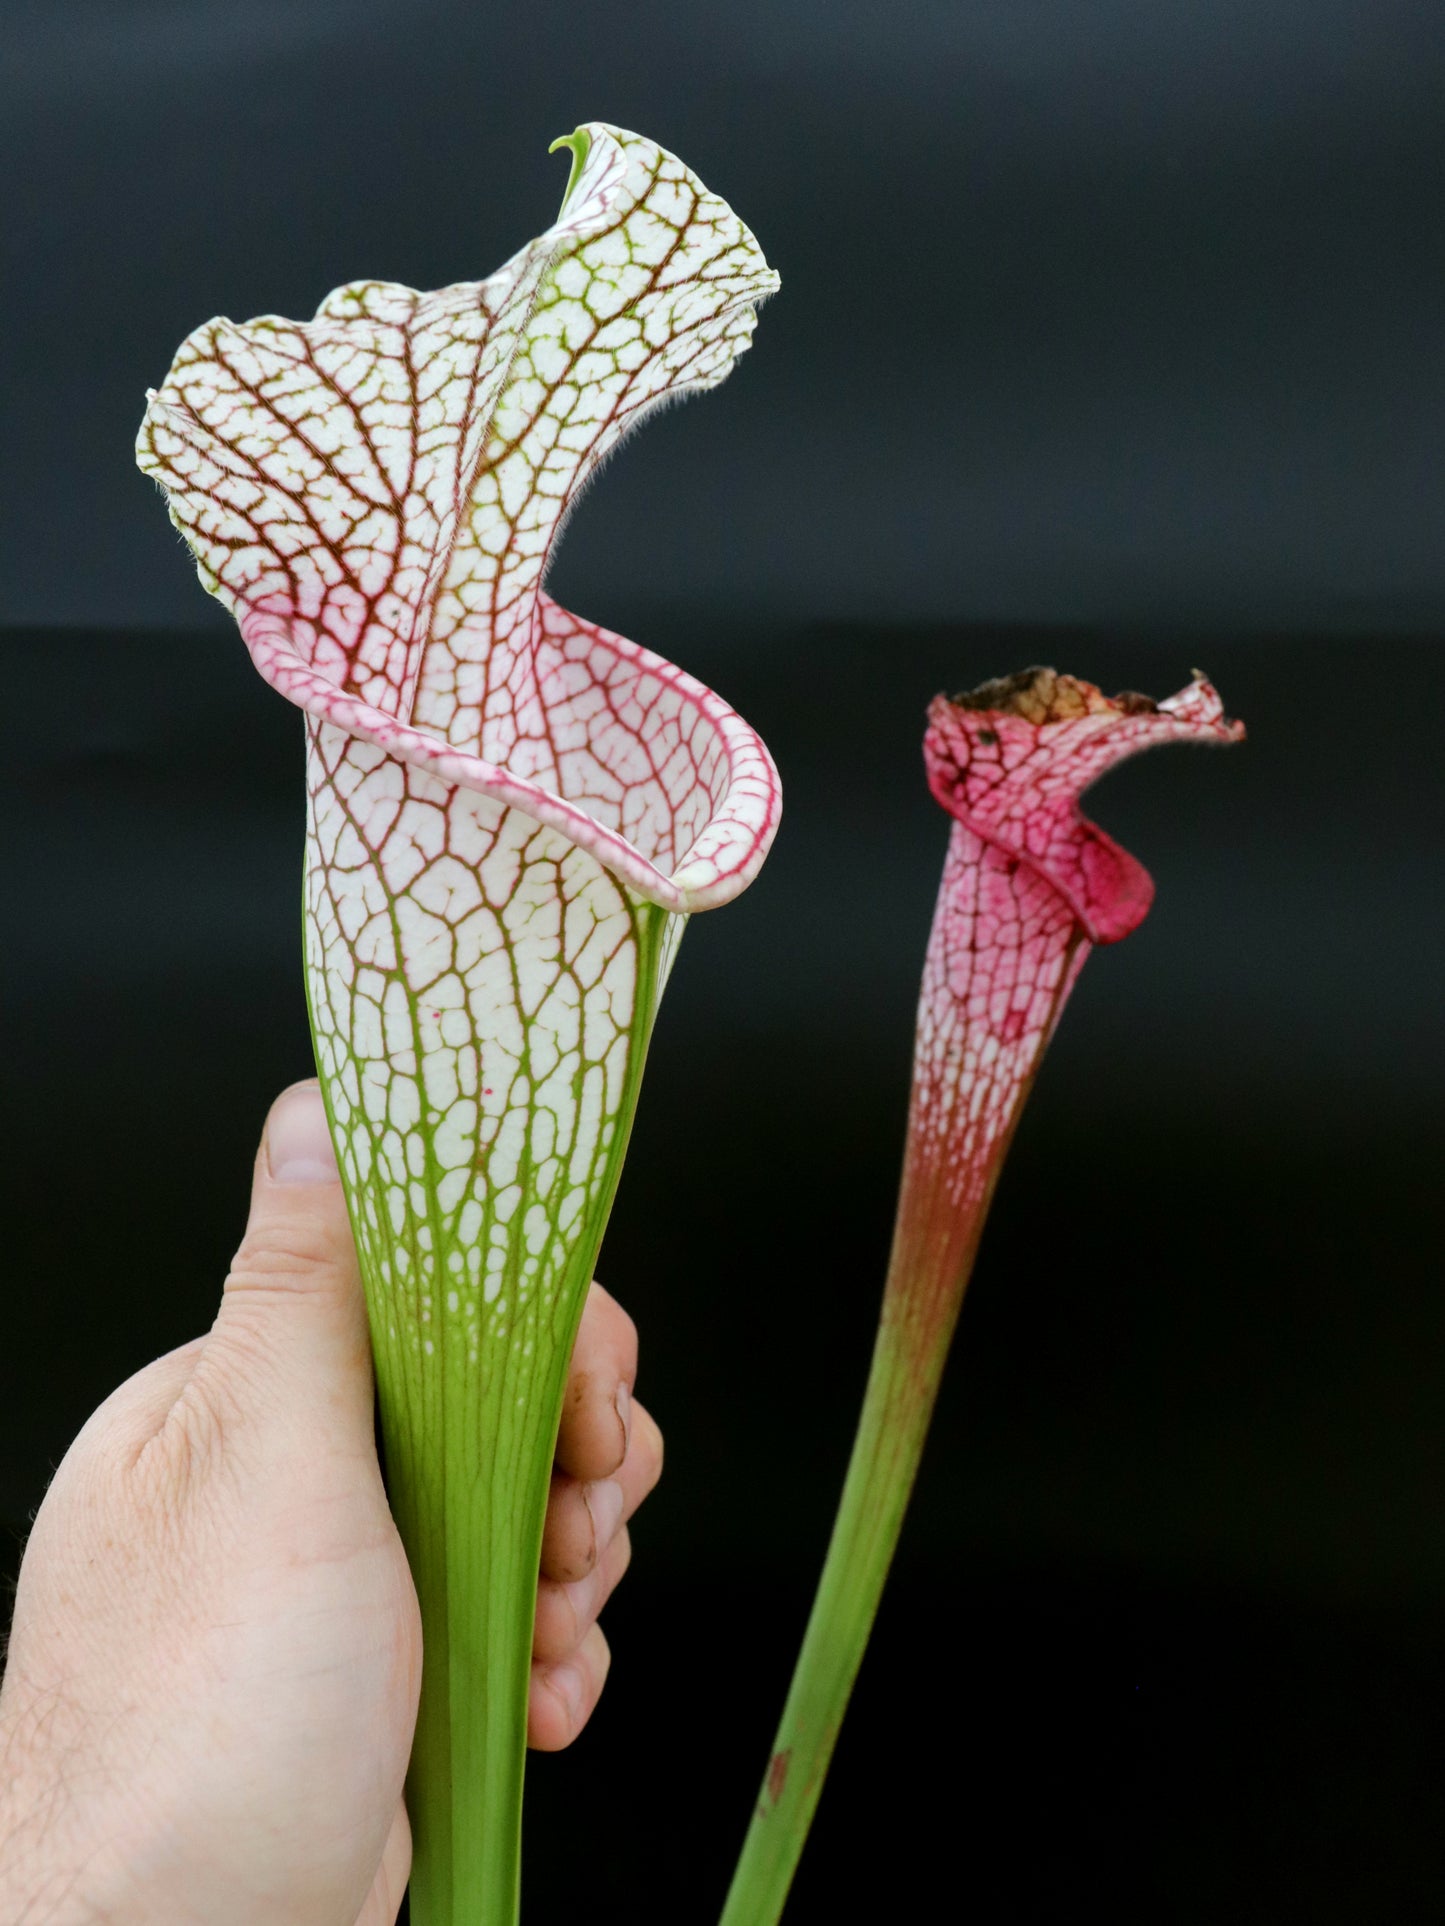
(0, 1080, 663, 1926)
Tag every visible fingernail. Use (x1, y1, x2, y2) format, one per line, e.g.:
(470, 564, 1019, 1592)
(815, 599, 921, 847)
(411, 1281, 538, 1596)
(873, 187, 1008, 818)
(584, 1478, 624, 1556)
(549, 1660, 584, 1723)
(614, 1380, 632, 1453)
(265, 1084, 339, 1185)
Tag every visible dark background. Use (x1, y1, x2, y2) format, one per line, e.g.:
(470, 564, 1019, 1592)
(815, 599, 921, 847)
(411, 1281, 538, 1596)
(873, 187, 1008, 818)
(6, 0, 1445, 635)
(3, 4, 1443, 1922)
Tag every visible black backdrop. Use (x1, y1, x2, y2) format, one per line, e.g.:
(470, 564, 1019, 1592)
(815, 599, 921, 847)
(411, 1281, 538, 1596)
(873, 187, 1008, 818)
(5, 0, 1444, 636)
(4, 3, 1444, 1922)
(4, 624, 1442, 1921)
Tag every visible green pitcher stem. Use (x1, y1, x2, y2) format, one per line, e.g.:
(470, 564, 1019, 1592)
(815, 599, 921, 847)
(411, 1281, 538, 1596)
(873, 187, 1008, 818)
(719, 1109, 1026, 1926)
(381, 1329, 567, 1924)
(310, 894, 674, 1926)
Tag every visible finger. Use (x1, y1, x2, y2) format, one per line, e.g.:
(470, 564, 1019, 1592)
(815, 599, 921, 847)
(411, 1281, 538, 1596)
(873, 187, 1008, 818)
(539, 1399, 663, 1582)
(533, 1527, 632, 1665)
(527, 1623, 612, 1752)
(555, 1281, 638, 1482)
(192, 1080, 372, 1436)
(354, 1802, 411, 1926)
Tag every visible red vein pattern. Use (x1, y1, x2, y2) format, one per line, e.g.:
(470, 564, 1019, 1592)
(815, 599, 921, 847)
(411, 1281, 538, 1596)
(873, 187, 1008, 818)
(135, 125, 779, 1921)
(904, 666, 1245, 1315)
(134, 123, 780, 1377)
(136, 122, 779, 913)
(720, 668, 1243, 1926)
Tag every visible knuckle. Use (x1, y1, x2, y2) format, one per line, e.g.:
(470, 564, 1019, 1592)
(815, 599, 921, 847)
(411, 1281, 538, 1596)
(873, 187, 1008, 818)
(609, 1302, 639, 1364)
(635, 1405, 665, 1488)
(227, 1217, 345, 1291)
(550, 1685, 583, 1744)
(606, 1527, 633, 1590)
(586, 1624, 612, 1690)
(555, 1538, 595, 1585)
(529, 1669, 580, 1751)
(130, 1376, 234, 1516)
(544, 1487, 596, 1583)
(569, 1576, 597, 1647)
(585, 1281, 637, 1361)
(531, 1584, 564, 1658)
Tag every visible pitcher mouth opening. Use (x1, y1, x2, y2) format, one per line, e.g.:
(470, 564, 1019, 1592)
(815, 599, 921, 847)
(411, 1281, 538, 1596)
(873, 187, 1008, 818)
(950, 666, 1163, 724)
(243, 600, 781, 916)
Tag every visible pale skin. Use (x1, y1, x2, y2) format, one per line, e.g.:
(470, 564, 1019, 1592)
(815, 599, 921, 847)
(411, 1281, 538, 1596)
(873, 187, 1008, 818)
(0, 1081, 664, 1925)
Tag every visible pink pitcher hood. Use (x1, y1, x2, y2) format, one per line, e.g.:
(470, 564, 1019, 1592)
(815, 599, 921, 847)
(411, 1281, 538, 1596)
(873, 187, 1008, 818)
(924, 667, 1244, 945)
(907, 665, 1244, 1235)
(136, 123, 780, 912)
(715, 669, 1244, 1917)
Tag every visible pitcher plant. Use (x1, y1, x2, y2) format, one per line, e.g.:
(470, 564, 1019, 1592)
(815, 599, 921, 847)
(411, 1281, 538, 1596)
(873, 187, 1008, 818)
(137, 122, 779, 1925)
(721, 667, 1243, 1924)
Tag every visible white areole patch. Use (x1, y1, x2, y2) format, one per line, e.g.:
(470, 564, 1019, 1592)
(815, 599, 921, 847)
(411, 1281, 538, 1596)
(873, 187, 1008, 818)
(137, 120, 781, 1416)
(306, 739, 675, 1355)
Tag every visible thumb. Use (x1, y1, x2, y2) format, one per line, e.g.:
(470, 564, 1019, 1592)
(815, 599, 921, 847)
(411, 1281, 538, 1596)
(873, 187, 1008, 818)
(198, 1079, 374, 1436)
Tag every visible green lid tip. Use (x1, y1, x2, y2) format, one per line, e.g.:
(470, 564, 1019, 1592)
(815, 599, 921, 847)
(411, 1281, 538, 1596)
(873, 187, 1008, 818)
(547, 128, 592, 216)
